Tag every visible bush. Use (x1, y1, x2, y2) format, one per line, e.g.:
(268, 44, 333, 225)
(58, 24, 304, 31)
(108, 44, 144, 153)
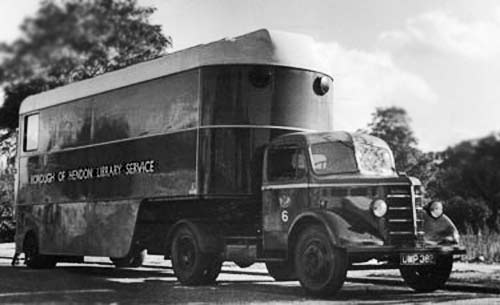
(444, 196, 491, 234)
(0, 170, 15, 242)
(0, 205, 14, 242)
(461, 231, 500, 263)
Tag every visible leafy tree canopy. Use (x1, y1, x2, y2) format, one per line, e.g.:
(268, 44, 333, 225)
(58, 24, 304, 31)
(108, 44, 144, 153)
(432, 134, 500, 229)
(364, 106, 500, 231)
(365, 106, 420, 172)
(0, 0, 172, 131)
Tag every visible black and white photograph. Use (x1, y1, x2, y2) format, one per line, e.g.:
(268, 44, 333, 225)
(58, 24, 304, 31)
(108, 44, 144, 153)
(0, 0, 499, 304)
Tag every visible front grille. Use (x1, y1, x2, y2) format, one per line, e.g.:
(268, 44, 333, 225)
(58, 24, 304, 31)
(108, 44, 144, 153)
(385, 186, 424, 247)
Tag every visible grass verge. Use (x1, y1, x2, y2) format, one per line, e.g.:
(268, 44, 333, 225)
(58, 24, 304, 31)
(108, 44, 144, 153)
(461, 232, 500, 263)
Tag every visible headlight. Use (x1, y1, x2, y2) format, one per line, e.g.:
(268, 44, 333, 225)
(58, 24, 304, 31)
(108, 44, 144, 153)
(371, 199, 387, 218)
(428, 200, 443, 219)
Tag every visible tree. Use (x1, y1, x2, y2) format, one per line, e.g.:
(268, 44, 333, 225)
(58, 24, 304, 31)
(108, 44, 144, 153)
(0, 0, 172, 132)
(364, 107, 500, 232)
(365, 106, 420, 173)
(0, 0, 172, 240)
(443, 196, 491, 234)
(432, 134, 500, 230)
(0, 131, 16, 241)
(0, 168, 15, 242)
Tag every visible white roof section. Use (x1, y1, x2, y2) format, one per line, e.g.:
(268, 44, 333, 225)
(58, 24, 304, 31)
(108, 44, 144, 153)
(20, 29, 332, 114)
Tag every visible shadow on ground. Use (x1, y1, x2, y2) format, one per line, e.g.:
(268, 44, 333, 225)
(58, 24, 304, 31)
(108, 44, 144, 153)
(0, 264, 495, 305)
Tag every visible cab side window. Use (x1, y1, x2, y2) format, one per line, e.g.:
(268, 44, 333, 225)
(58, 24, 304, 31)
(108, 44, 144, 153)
(267, 147, 307, 181)
(24, 114, 39, 152)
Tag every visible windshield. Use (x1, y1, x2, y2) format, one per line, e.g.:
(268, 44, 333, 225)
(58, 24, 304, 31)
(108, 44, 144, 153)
(310, 142, 358, 175)
(353, 141, 396, 176)
(309, 137, 396, 176)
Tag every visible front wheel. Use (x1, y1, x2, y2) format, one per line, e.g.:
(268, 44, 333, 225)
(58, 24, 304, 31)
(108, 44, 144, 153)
(294, 225, 347, 297)
(171, 225, 221, 285)
(400, 255, 453, 292)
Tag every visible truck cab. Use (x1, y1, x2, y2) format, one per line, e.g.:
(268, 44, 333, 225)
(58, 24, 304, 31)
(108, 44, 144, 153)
(261, 131, 464, 296)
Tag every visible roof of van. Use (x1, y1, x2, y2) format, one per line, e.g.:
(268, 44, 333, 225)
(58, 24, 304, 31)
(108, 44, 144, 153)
(19, 29, 332, 114)
(305, 131, 391, 149)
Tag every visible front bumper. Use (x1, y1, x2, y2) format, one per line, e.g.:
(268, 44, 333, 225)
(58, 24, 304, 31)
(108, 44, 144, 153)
(346, 245, 465, 270)
(347, 245, 466, 256)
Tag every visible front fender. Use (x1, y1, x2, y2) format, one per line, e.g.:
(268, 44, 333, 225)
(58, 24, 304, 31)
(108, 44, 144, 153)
(288, 211, 342, 247)
(423, 213, 460, 245)
(288, 210, 384, 249)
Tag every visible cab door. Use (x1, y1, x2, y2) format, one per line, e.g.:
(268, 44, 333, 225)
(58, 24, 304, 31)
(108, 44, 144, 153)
(261, 145, 310, 255)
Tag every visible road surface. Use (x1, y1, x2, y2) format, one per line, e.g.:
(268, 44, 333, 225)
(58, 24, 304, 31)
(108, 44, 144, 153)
(0, 253, 499, 304)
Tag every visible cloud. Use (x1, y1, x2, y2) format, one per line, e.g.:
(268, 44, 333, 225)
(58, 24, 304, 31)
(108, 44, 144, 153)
(379, 10, 500, 60)
(316, 42, 437, 132)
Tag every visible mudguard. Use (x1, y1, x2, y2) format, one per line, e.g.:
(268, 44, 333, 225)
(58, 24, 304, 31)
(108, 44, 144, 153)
(165, 220, 224, 257)
(422, 213, 460, 245)
(288, 211, 341, 247)
(15, 205, 41, 254)
(288, 210, 384, 250)
(288, 210, 383, 248)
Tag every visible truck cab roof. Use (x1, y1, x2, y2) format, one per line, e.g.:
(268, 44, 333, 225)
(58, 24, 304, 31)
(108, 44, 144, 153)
(270, 131, 391, 150)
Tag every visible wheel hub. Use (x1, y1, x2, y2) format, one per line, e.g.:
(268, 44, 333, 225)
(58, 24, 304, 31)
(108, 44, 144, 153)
(303, 242, 329, 279)
(178, 237, 196, 269)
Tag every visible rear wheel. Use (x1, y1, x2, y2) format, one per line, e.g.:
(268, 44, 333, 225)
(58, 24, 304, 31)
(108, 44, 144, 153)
(400, 254, 453, 292)
(294, 225, 347, 297)
(171, 225, 221, 285)
(266, 260, 296, 281)
(202, 255, 223, 284)
(110, 249, 146, 268)
(23, 234, 57, 269)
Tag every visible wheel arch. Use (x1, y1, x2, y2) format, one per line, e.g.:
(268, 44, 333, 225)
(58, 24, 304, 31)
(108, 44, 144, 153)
(15, 215, 39, 254)
(164, 219, 224, 258)
(288, 211, 342, 254)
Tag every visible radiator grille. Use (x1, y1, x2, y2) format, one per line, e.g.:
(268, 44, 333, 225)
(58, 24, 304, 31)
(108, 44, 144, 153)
(385, 186, 424, 247)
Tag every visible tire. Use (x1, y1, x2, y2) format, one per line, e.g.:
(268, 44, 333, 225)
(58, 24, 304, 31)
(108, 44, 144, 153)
(171, 225, 221, 285)
(201, 254, 222, 284)
(234, 261, 253, 268)
(266, 260, 296, 281)
(23, 234, 57, 269)
(110, 249, 146, 268)
(294, 225, 347, 297)
(400, 254, 453, 292)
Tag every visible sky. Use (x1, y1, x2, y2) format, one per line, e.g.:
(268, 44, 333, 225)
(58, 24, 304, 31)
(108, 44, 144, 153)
(1, 0, 500, 151)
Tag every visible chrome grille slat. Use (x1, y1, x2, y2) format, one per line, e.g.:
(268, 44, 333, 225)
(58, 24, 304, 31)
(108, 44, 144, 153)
(387, 194, 411, 198)
(388, 206, 412, 210)
(389, 231, 425, 235)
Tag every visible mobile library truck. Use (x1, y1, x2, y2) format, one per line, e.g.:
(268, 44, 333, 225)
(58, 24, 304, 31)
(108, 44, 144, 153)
(15, 29, 464, 297)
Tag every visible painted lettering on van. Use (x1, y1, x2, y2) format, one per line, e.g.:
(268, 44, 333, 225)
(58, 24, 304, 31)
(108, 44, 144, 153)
(28, 159, 156, 185)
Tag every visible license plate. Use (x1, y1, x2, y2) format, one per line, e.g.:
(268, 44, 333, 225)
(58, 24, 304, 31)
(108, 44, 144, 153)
(400, 253, 436, 265)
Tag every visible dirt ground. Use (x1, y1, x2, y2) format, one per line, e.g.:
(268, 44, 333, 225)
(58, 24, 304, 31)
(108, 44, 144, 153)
(2, 242, 499, 287)
(350, 261, 500, 288)
(1, 243, 500, 304)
